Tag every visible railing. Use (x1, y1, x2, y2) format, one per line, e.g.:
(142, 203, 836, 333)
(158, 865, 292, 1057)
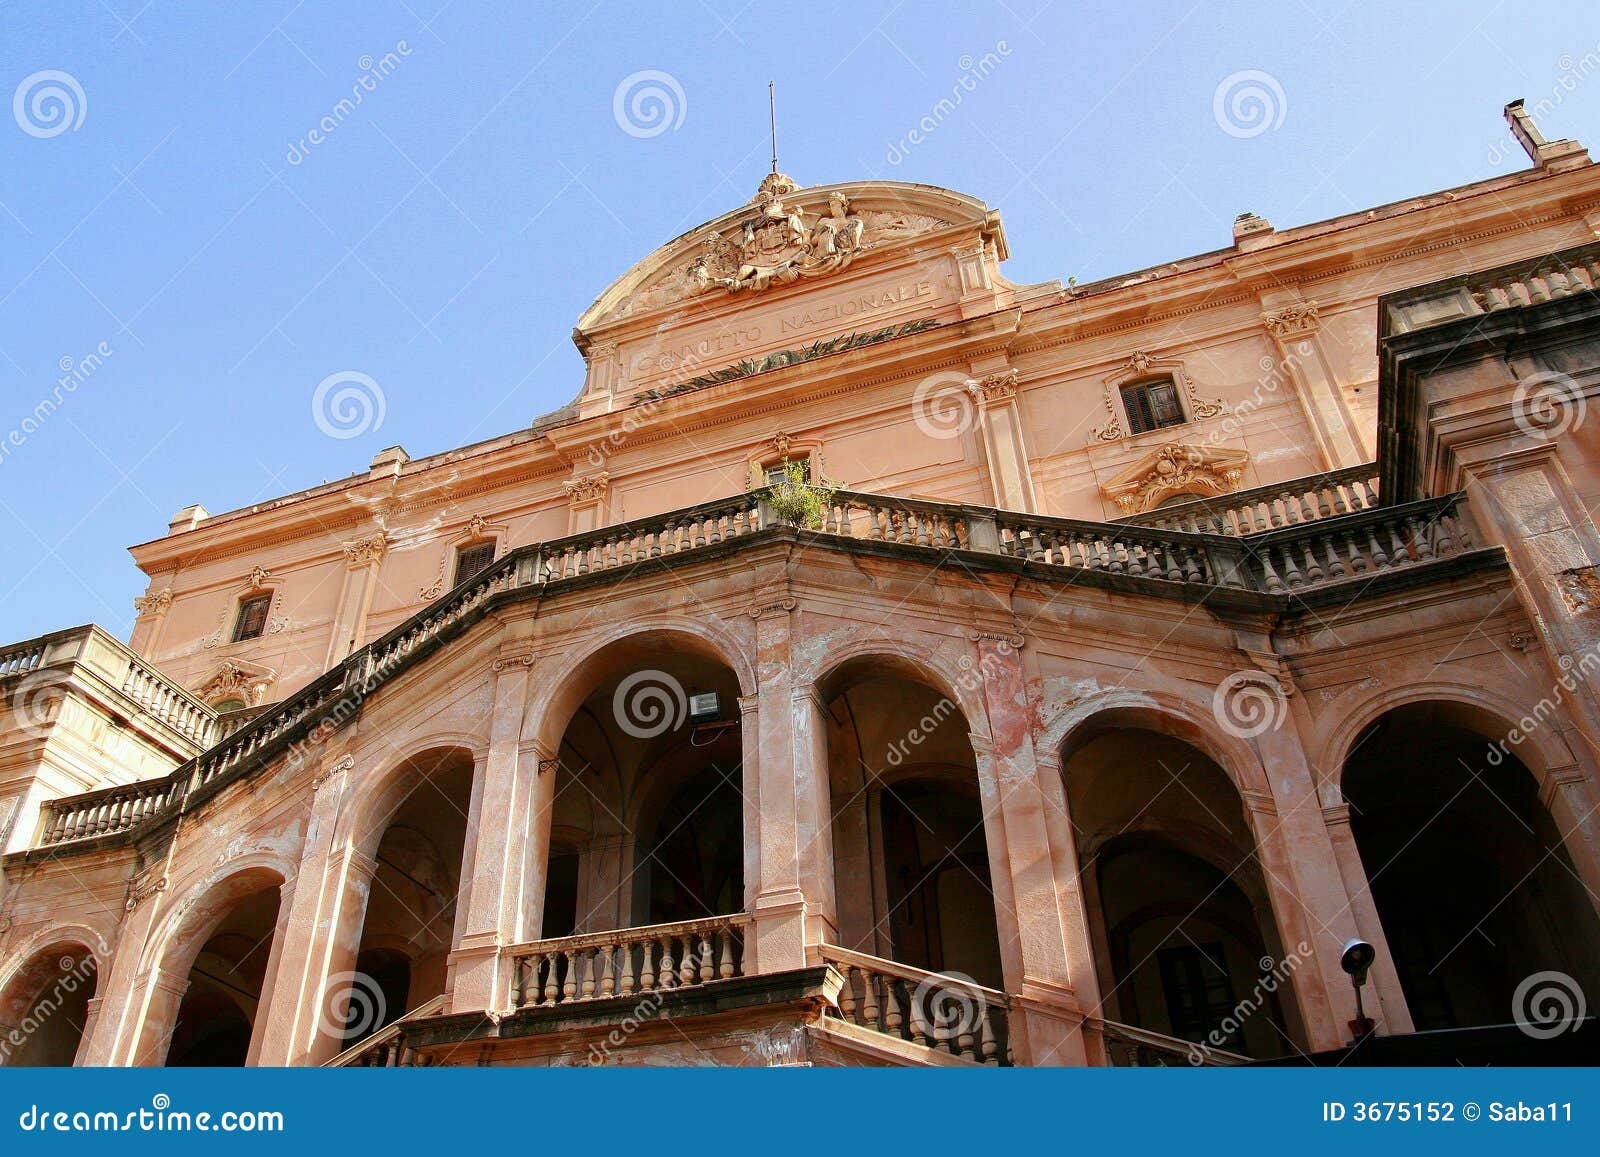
(1236, 494, 1474, 593)
(325, 994, 445, 1067)
(0, 638, 48, 679)
(821, 492, 971, 549)
(120, 653, 217, 746)
(1382, 240, 1600, 335)
(1125, 464, 1380, 535)
(998, 512, 1217, 583)
(537, 494, 762, 581)
(510, 915, 751, 1009)
(38, 778, 179, 845)
(1088, 1017, 1248, 1067)
(21, 484, 1493, 853)
(820, 944, 1012, 1066)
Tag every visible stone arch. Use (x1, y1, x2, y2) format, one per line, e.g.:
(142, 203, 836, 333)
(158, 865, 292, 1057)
(805, 635, 992, 744)
(0, 931, 105, 1066)
(522, 617, 757, 754)
(130, 859, 290, 1066)
(1317, 679, 1580, 806)
(1041, 687, 1274, 802)
(336, 740, 483, 860)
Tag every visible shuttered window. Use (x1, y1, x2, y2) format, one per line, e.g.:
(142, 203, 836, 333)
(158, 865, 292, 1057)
(453, 542, 496, 586)
(232, 593, 272, 642)
(1121, 378, 1185, 434)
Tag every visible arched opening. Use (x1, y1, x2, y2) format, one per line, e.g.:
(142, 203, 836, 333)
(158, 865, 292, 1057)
(822, 656, 1004, 990)
(546, 634, 746, 934)
(0, 942, 98, 1066)
(1065, 718, 1302, 1059)
(1343, 701, 1600, 1031)
(166, 883, 281, 1066)
(348, 746, 474, 1037)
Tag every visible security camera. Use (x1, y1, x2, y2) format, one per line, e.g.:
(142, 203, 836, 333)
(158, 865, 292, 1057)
(1340, 939, 1376, 985)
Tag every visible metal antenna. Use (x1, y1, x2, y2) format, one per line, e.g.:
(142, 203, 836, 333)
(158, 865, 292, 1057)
(768, 81, 778, 174)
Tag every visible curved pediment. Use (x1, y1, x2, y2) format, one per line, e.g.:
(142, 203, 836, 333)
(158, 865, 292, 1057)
(574, 174, 1007, 338)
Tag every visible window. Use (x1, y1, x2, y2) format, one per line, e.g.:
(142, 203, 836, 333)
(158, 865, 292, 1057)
(231, 593, 272, 642)
(1157, 942, 1240, 1047)
(764, 458, 809, 488)
(1121, 378, 1185, 435)
(453, 541, 496, 586)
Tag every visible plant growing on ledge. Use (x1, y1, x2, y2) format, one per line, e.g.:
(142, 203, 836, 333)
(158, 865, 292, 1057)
(762, 460, 836, 529)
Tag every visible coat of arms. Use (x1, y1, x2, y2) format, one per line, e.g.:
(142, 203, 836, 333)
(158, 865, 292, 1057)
(688, 173, 868, 295)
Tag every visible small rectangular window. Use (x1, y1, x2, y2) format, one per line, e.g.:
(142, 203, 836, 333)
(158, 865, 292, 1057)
(765, 459, 809, 488)
(1121, 378, 1185, 435)
(453, 542, 496, 586)
(1157, 942, 1240, 1046)
(232, 593, 272, 642)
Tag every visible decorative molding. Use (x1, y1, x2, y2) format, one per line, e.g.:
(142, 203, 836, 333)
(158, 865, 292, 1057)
(751, 596, 797, 620)
(1100, 442, 1250, 514)
(770, 430, 794, 457)
(1091, 350, 1225, 443)
(341, 533, 388, 567)
(562, 472, 610, 504)
(125, 873, 168, 912)
(491, 651, 537, 673)
(537, 758, 560, 776)
(248, 566, 272, 590)
(1262, 300, 1320, 339)
(966, 621, 1025, 649)
(311, 754, 355, 793)
(194, 658, 276, 707)
(133, 588, 174, 616)
(966, 368, 1018, 406)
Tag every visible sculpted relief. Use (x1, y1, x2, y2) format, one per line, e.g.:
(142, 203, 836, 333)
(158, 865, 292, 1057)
(607, 173, 953, 320)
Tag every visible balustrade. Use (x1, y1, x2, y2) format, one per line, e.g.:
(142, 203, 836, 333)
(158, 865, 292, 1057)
(819, 944, 1011, 1065)
(510, 916, 750, 1009)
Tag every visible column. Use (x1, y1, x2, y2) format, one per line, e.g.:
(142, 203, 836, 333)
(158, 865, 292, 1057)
(80, 877, 170, 1066)
(323, 534, 387, 667)
(449, 655, 537, 1013)
(970, 636, 1088, 1066)
(129, 587, 174, 657)
(748, 601, 812, 972)
(1320, 803, 1415, 1034)
(252, 753, 372, 1065)
(1261, 298, 1366, 470)
(562, 473, 610, 534)
(967, 368, 1038, 512)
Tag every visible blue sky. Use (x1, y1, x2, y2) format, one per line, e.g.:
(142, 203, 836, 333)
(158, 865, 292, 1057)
(1, 0, 1597, 642)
